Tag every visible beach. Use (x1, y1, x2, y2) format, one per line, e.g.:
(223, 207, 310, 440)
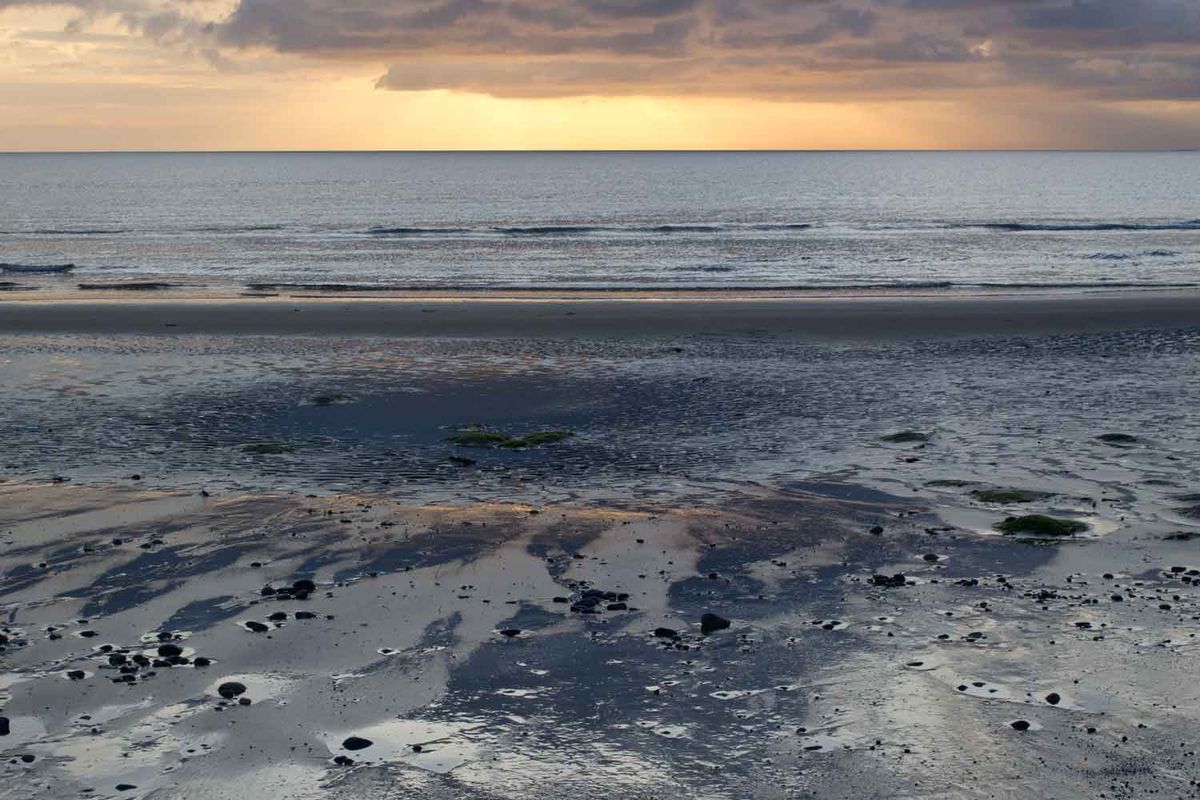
(2, 289, 1200, 798)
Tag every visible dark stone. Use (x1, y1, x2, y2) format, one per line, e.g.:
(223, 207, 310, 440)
(157, 644, 183, 657)
(192, 657, 212, 667)
(333, 755, 355, 766)
(1045, 693, 1061, 705)
(342, 736, 373, 752)
(654, 627, 679, 639)
(294, 611, 317, 620)
(0, 717, 9, 736)
(67, 670, 86, 681)
(700, 613, 731, 635)
(1011, 720, 1031, 732)
(871, 574, 907, 588)
(498, 629, 522, 638)
(244, 621, 270, 633)
(292, 579, 317, 595)
(217, 681, 247, 699)
(870, 526, 884, 536)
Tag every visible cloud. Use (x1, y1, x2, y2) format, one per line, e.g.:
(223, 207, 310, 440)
(2, 0, 1200, 102)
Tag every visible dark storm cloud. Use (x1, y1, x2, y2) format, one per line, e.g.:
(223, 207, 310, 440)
(4, 0, 1200, 100)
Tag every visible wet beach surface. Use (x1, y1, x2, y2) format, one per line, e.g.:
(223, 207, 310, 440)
(2, 308, 1200, 798)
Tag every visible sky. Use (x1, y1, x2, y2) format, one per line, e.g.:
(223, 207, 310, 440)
(2, 0, 1200, 150)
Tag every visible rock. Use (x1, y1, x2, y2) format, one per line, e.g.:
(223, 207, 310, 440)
(654, 627, 679, 639)
(870, 525, 884, 535)
(871, 574, 907, 588)
(1045, 692, 1061, 705)
(192, 657, 212, 667)
(0, 717, 9, 736)
(700, 613, 731, 635)
(498, 629, 522, 638)
(294, 611, 317, 620)
(342, 736, 373, 751)
(292, 579, 316, 595)
(244, 621, 269, 633)
(881, 430, 930, 444)
(333, 755, 355, 766)
(217, 681, 247, 699)
(1011, 720, 1031, 732)
(157, 643, 183, 657)
(67, 670, 86, 681)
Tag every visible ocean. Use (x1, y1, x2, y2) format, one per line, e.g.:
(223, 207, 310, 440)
(2, 150, 1199, 291)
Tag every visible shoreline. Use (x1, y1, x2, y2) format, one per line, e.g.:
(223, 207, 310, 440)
(1, 286, 1198, 339)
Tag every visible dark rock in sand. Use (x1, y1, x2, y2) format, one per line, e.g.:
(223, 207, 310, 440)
(1097, 433, 1139, 446)
(971, 488, 1053, 504)
(292, 579, 316, 595)
(997, 515, 1088, 537)
(881, 430, 930, 444)
(193, 657, 212, 667)
(243, 621, 270, 633)
(498, 629, 522, 638)
(157, 644, 183, 657)
(871, 574, 907, 588)
(0, 717, 10, 736)
(67, 670, 86, 681)
(333, 755, 355, 766)
(294, 611, 317, 620)
(1011, 720, 1032, 732)
(700, 613, 731, 635)
(1045, 692, 1061, 705)
(217, 681, 246, 699)
(870, 525, 884, 535)
(654, 627, 680, 639)
(342, 736, 373, 751)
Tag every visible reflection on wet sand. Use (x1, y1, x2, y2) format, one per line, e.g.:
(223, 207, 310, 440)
(3, 479, 1200, 798)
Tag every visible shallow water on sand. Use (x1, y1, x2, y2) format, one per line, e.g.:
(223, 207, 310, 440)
(2, 324, 1200, 798)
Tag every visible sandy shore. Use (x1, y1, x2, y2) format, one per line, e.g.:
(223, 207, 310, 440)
(0, 288, 1198, 339)
(2, 288, 1199, 798)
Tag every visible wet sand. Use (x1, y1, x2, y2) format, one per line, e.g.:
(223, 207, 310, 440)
(0, 288, 1199, 339)
(2, 290, 1200, 798)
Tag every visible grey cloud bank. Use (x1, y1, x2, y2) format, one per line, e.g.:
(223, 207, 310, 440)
(4, 0, 1200, 100)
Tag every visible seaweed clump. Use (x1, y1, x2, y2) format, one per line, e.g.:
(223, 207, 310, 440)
(997, 515, 1087, 537)
(448, 429, 573, 449)
(972, 488, 1054, 504)
(242, 442, 295, 455)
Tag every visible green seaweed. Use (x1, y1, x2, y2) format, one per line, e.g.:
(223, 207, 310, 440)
(996, 515, 1088, 537)
(881, 430, 930, 444)
(242, 442, 295, 455)
(308, 392, 353, 407)
(499, 430, 574, 449)
(447, 429, 574, 449)
(972, 488, 1054, 504)
(447, 431, 513, 447)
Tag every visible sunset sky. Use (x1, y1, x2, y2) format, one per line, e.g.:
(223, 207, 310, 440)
(2, 0, 1200, 150)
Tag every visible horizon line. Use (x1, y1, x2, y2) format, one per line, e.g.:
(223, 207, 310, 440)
(1, 147, 1198, 155)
